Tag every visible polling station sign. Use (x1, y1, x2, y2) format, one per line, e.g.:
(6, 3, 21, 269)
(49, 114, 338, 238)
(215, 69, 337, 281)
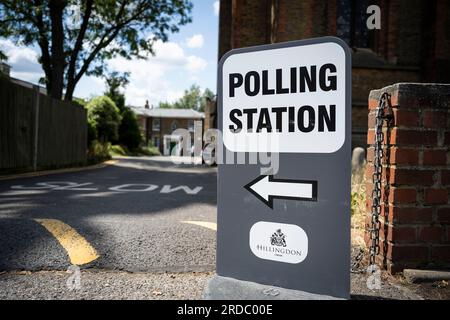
(216, 37, 351, 299)
(222, 39, 346, 153)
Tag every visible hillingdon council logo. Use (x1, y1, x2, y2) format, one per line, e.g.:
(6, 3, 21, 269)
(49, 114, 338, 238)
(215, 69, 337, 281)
(249, 222, 308, 264)
(270, 229, 287, 247)
(256, 228, 301, 258)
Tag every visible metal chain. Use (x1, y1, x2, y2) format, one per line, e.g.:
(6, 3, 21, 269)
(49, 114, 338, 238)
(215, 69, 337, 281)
(369, 92, 392, 272)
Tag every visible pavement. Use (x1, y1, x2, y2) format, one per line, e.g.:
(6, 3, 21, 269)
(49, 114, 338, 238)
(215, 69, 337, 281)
(0, 156, 447, 300)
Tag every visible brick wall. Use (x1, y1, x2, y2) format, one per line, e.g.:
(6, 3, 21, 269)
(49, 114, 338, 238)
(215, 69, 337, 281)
(365, 83, 450, 273)
(352, 67, 420, 148)
(230, 0, 271, 49)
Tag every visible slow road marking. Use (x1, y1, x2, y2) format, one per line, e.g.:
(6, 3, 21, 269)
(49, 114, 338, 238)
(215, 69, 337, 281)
(182, 221, 217, 231)
(10, 181, 203, 195)
(34, 219, 99, 265)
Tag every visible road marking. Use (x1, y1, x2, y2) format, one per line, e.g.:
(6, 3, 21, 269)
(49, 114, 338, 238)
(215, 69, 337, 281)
(161, 185, 203, 195)
(10, 182, 202, 195)
(182, 221, 217, 231)
(12, 182, 98, 191)
(34, 218, 99, 265)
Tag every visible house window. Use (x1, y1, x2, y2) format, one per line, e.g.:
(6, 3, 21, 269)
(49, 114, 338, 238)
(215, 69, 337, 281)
(153, 137, 159, 148)
(188, 120, 194, 132)
(152, 118, 160, 131)
(171, 121, 178, 132)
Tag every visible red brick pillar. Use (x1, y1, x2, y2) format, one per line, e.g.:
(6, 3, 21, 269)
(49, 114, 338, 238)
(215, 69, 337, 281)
(366, 83, 450, 274)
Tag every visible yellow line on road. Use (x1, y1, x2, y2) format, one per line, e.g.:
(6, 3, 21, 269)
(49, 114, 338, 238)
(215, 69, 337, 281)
(34, 219, 99, 265)
(182, 221, 217, 231)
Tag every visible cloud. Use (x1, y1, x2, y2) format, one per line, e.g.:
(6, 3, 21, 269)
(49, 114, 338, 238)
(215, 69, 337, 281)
(107, 40, 207, 106)
(186, 34, 204, 48)
(0, 37, 208, 107)
(214, 1, 220, 16)
(0, 38, 44, 83)
(186, 55, 207, 73)
(152, 41, 185, 63)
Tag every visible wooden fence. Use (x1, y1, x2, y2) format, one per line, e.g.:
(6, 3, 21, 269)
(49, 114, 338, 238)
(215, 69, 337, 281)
(0, 76, 87, 173)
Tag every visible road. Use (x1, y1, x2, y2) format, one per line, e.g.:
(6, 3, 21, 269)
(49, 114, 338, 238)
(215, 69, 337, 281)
(0, 156, 217, 299)
(0, 156, 438, 300)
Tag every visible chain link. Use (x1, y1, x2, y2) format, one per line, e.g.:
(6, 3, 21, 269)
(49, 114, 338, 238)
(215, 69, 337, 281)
(369, 92, 392, 272)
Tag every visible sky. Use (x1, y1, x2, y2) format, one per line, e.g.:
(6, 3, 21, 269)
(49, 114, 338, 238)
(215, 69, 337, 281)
(0, 1, 220, 107)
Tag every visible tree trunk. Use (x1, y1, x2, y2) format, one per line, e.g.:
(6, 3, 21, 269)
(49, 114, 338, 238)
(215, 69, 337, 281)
(49, 0, 66, 100)
(65, 82, 75, 101)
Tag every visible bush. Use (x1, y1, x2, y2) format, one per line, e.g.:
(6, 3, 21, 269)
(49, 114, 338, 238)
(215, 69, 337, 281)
(139, 144, 161, 156)
(87, 140, 111, 164)
(87, 118, 98, 146)
(109, 144, 128, 156)
(86, 96, 121, 143)
(109, 143, 160, 157)
(119, 107, 142, 151)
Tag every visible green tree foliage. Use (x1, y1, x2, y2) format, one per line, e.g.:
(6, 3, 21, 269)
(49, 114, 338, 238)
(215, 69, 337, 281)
(103, 71, 141, 150)
(86, 96, 121, 142)
(104, 71, 129, 112)
(0, 0, 192, 101)
(119, 107, 142, 151)
(73, 97, 88, 107)
(87, 117, 98, 145)
(174, 84, 201, 110)
(159, 85, 215, 112)
(158, 101, 173, 109)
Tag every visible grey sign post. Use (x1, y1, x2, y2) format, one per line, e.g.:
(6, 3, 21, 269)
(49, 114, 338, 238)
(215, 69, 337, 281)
(212, 37, 351, 299)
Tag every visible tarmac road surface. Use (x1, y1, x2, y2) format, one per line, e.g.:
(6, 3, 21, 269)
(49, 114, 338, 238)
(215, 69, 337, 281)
(0, 156, 217, 273)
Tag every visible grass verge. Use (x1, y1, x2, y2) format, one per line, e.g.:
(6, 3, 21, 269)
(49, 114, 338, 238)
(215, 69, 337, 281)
(109, 144, 161, 157)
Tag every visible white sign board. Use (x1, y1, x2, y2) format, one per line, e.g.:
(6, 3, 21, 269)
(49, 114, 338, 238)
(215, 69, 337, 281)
(222, 41, 346, 153)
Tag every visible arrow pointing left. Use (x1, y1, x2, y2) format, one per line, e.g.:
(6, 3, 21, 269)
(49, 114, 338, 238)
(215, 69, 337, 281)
(244, 175, 317, 209)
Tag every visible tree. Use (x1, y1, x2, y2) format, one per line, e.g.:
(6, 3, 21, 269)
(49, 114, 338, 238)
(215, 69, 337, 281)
(119, 107, 142, 150)
(158, 101, 173, 109)
(174, 84, 201, 110)
(201, 88, 215, 112)
(0, 1, 192, 101)
(87, 117, 98, 145)
(104, 71, 129, 112)
(158, 85, 215, 112)
(103, 71, 141, 150)
(86, 96, 121, 142)
(73, 97, 87, 107)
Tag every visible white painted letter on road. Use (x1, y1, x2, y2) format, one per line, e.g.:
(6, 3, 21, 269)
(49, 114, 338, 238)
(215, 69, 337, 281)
(160, 185, 203, 195)
(109, 184, 158, 192)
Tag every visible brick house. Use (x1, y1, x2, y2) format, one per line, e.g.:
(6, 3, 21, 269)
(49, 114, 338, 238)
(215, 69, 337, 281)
(131, 106, 204, 155)
(217, 0, 450, 148)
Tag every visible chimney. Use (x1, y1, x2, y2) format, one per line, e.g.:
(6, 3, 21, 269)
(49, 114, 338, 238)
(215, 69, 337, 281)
(145, 100, 149, 109)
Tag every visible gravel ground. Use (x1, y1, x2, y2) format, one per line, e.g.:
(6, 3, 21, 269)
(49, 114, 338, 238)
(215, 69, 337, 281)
(349, 246, 450, 300)
(0, 270, 213, 300)
(1, 267, 446, 300)
(350, 272, 423, 300)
